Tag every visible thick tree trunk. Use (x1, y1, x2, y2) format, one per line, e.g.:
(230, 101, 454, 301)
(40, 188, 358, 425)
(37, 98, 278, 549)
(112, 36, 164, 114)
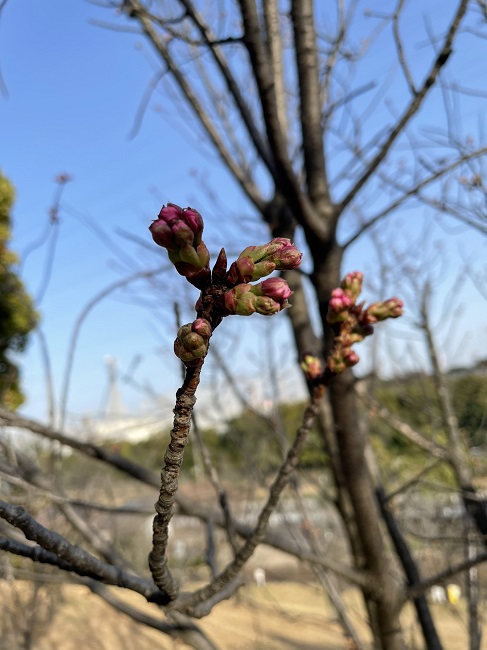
(312, 240, 406, 650)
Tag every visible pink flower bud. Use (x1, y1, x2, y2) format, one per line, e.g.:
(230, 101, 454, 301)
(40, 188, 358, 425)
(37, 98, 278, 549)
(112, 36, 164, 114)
(327, 288, 352, 323)
(253, 277, 292, 302)
(341, 271, 363, 301)
(237, 238, 302, 269)
(192, 318, 212, 339)
(226, 256, 256, 285)
(366, 298, 404, 321)
(300, 353, 323, 380)
(267, 238, 302, 270)
(223, 282, 287, 316)
(253, 295, 282, 315)
(343, 349, 360, 367)
(174, 319, 212, 367)
(149, 203, 204, 251)
(327, 348, 360, 374)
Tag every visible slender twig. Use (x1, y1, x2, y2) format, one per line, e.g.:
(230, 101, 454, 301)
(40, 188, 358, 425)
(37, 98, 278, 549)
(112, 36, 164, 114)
(176, 386, 325, 616)
(408, 551, 487, 599)
(339, 0, 469, 212)
(58, 265, 167, 430)
(367, 397, 450, 461)
(392, 0, 417, 95)
(148, 362, 203, 599)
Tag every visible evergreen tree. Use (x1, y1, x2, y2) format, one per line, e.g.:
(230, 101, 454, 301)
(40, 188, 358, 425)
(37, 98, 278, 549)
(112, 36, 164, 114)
(0, 172, 38, 409)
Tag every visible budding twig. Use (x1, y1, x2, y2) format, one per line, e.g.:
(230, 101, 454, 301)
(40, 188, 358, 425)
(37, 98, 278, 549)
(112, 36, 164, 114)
(148, 204, 303, 600)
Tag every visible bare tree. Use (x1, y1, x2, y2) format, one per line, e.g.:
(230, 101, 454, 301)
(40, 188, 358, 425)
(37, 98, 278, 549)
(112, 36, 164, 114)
(1, 1, 487, 649)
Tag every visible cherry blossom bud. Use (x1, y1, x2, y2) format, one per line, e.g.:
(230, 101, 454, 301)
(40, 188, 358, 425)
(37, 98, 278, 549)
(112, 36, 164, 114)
(174, 318, 212, 367)
(150, 204, 210, 287)
(300, 353, 323, 380)
(150, 203, 204, 250)
(341, 271, 363, 302)
(253, 277, 292, 303)
(327, 288, 352, 323)
(223, 279, 291, 316)
(343, 349, 360, 367)
(365, 298, 404, 321)
(227, 238, 302, 285)
(224, 285, 281, 316)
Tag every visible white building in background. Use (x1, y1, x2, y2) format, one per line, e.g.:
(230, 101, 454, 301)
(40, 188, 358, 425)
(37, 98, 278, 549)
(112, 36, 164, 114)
(72, 356, 170, 444)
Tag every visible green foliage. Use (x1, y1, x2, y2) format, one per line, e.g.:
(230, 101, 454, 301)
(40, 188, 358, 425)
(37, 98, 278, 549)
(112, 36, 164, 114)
(373, 370, 487, 449)
(0, 172, 38, 409)
(219, 402, 325, 474)
(452, 374, 487, 446)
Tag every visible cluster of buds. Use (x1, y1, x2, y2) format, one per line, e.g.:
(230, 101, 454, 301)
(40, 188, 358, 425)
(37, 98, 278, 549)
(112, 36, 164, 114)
(325, 271, 403, 375)
(174, 318, 212, 367)
(226, 238, 302, 285)
(223, 277, 292, 316)
(150, 203, 303, 367)
(149, 204, 210, 288)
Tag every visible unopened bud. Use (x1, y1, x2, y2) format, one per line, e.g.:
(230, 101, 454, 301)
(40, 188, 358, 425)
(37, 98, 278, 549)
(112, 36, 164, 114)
(223, 280, 291, 316)
(365, 298, 404, 321)
(343, 348, 360, 367)
(212, 248, 228, 283)
(252, 277, 292, 303)
(300, 353, 323, 380)
(327, 288, 352, 323)
(174, 318, 212, 366)
(150, 204, 204, 250)
(227, 238, 302, 285)
(150, 204, 210, 288)
(327, 348, 360, 374)
(341, 271, 363, 302)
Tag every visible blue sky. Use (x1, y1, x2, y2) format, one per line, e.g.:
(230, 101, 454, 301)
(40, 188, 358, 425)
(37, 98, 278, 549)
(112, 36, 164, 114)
(1, 1, 486, 427)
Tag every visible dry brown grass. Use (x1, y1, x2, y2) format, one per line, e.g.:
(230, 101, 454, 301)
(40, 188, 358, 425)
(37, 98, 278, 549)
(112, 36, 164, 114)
(1, 579, 485, 650)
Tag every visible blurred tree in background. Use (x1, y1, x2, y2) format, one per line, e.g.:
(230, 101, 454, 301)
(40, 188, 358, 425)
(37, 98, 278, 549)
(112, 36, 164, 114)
(0, 172, 38, 409)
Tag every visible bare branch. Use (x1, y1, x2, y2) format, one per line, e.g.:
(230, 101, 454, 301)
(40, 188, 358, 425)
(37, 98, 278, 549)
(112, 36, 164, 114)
(177, 387, 336, 616)
(176, 0, 274, 173)
(367, 397, 450, 461)
(237, 0, 331, 241)
(392, 0, 417, 95)
(342, 146, 487, 248)
(0, 505, 163, 602)
(59, 264, 168, 429)
(263, 0, 288, 137)
(339, 0, 469, 213)
(408, 551, 487, 599)
(149, 362, 203, 599)
(0, 407, 370, 588)
(125, 0, 265, 211)
(128, 66, 168, 139)
(291, 0, 330, 207)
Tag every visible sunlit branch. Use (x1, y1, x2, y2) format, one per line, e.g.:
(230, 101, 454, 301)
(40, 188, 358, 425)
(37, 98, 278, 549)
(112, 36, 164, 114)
(291, 0, 330, 208)
(339, 0, 469, 213)
(176, 0, 275, 173)
(125, 0, 265, 211)
(392, 0, 417, 95)
(0, 504, 163, 601)
(177, 387, 353, 617)
(237, 0, 330, 241)
(342, 146, 487, 248)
